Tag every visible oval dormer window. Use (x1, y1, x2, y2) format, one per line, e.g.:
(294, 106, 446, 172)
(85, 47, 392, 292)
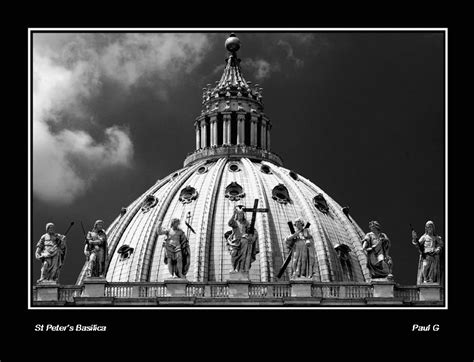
(228, 163, 240, 172)
(197, 166, 208, 174)
(225, 182, 245, 201)
(313, 193, 330, 214)
(289, 170, 299, 180)
(272, 184, 291, 204)
(260, 164, 272, 174)
(171, 172, 180, 181)
(141, 194, 158, 213)
(179, 186, 199, 204)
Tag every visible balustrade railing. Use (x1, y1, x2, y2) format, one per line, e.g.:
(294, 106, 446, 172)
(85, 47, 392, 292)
(249, 283, 268, 297)
(105, 284, 133, 298)
(139, 284, 167, 298)
(32, 282, 433, 303)
(312, 283, 374, 298)
(186, 284, 206, 297)
(394, 286, 419, 301)
(210, 283, 229, 298)
(58, 285, 83, 302)
(272, 283, 291, 298)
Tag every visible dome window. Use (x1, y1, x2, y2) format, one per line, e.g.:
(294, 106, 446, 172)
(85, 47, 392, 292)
(313, 193, 330, 214)
(289, 170, 299, 180)
(260, 164, 272, 174)
(225, 182, 245, 201)
(197, 166, 208, 174)
(228, 163, 240, 172)
(171, 172, 180, 181)
(179, 186, 199, 204)
(141, 194, 158, 213)
(117, 245, 134, 261)
(272, 184, 291, 204)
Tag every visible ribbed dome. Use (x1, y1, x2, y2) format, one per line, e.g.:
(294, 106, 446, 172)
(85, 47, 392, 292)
(77, 158, 370, 284)
(76, 33, 371, 285)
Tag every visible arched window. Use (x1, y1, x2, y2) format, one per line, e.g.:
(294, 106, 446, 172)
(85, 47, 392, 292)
(272, 184, 291, 204)
(225, 182, 245, 201)
(334, 244, 354, 281)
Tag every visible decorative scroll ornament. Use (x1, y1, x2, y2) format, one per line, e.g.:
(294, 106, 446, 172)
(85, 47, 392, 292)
(272, 184, 291, 204)
(225, 182, 245, 201)
(141, 194, 158, 213)
(179, 185, 199, 204)
(313, 193, 330, 214)
(117, 244, 134, 261)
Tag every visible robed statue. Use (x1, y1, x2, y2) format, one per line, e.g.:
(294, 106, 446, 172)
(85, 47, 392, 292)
(411, 220, 443, 284)
(85, 220, 108, 278)
(35, 222, 67, 283)
(226, 206, 259, 273)
(285, 218, 317, 278)
(157, 218, 191, 278)
(362, 220, 393, 279)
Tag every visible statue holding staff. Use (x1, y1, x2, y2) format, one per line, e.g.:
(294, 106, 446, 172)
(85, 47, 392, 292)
(35, 222, 68, 283)
(85, 220, 108, 278)
(411, 220, 443, 284)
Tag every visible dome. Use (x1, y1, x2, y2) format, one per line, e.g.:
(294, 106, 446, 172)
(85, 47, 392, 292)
(76, 33, 371, 285)
(76, 158, 370, 283)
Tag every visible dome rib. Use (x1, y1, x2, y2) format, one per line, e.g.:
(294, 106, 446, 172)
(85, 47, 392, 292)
(256, 161, 315, 280)
(113, 175, 178, 282)
(298, 175, 371, 282)
(242, 158, 273, 281)
(198, 158, 227, 281)
(268, 164, 333, 281)
(153, 178, 185, 281)
(140, 161, 206, 281)
(281, 169, 346, 282)
(76, 176, 173, 285)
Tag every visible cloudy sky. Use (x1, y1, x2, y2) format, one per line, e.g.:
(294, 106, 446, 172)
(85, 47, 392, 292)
(31, 31, 445, 285)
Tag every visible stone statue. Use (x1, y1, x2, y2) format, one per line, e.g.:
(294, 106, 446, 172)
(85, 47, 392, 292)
(362, 221, 393, 279)
(35, 223, 67, 283)
(285, 218, 316, 278)
(85, 220, 108, 278)
(226, 206, 259, 273)
(157, 218, 190, 278)
(411, 220, 443, 284)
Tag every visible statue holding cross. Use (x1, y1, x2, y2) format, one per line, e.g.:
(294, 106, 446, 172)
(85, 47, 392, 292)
(226, 199, 268, 275)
